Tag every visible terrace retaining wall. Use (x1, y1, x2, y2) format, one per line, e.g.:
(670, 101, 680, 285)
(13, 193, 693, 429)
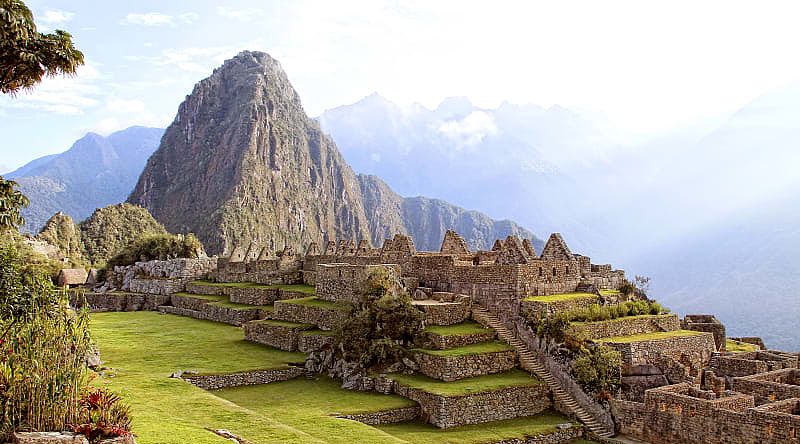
(182, 367, 304, 390)
(412, 349, 518, 381)
(273, 301, 350, 331)
(568, 314, 680, 341)
(393, 382, 551, 428)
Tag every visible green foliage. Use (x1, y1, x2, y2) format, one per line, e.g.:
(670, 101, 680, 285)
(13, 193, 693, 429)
(0, 177, 29, 232)
(80, 203, 168, 265)
(572, 345, 621, 398)
(105, 232, 204, 269)
(0, 230, 64, 279)
(566, 300, 667, 323)
(37, 212, 84, 261)
(336, 268, 425, 368)
(0, 244, 98, 439)
(0, 0, 84, 95)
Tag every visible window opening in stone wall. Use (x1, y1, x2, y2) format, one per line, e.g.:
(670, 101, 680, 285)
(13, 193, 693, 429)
(552, 267, 557, 277)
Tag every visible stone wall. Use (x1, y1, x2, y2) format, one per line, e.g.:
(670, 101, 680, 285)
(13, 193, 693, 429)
(70, 292, 169, 312)
(611, 383, 800, 444)
(336, 406, 420, 425)
(682, 315, 726, 351)
(711, 351, 799, 379)
(298, 332, 336, 353)
(604, 332, 716, 366)
(272, 300, 351, 331)
(567, 314, 680, 341)
(103, 258, 217, 293)
(413, 299, 471, 326)
(315, 263, 401, 304)
(491, 427, 584, 444)
(243, 320, 311, 351)
(393, 381, 551, 428)
(412, 349, 517, 381)
(417, 329, 496, 350)
(733, 368, 800, 404)
(165, 295, 267, 326)
(127, 278, 186, 295)
(182, 367, 304, 390)
(520, 294, 598, 318)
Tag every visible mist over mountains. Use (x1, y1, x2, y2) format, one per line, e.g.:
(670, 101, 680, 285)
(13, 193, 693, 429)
(320, 87, 800, 351)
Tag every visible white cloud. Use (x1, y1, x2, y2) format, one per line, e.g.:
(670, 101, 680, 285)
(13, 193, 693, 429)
(178, 12, 199, 24)
(39, 9, 74, 25)
(123, 12, 174, 26)
(437, 111, 497, 148)
(216, 6, 265, 22)
(0, 63, 103, 115)
(105, 98, 147, 114)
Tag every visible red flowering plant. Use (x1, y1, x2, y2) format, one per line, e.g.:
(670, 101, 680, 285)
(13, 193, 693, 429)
(71, 387, 133, 443)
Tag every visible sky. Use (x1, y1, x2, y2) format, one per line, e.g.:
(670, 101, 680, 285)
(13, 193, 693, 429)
(2, 0, 800, 172)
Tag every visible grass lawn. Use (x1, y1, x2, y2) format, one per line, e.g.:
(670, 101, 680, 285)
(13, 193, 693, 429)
(174, 292, 273, 311)
(389, 369, 542, 397)
(90, 312, 318, 443)
(257, 319, 315, 329)
(423, 320, 492, 336)
(278, 296, 352, 311)
(217, 380, 581, 444)
(599, 289, 621, 296)
(91, 312, 585, 444)
(193, 280, 316, 294)
(376, 412, 580, 444)
(174, 292, 228, 302)
(411, 341, 512, 357)
(596, 329, 705, 343)
(726, 338, 759, 353)
(523, 293, 597, 303)
(570, 314, 670, 326)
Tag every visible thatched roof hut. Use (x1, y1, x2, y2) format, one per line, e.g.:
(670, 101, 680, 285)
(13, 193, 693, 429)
(58, 268, 88, 287)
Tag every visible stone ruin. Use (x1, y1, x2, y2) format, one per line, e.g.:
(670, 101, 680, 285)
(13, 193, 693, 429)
(77, 229, 799, 443)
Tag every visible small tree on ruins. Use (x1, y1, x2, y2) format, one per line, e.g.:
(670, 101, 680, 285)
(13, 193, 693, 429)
(336, 268, 425, 369)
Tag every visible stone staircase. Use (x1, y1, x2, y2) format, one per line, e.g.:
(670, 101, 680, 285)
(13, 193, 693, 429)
(472, 307, 615, 438)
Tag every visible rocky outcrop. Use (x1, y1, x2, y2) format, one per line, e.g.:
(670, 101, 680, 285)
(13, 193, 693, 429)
(129, 51, 540, 255)
(129, 51, 373, 255)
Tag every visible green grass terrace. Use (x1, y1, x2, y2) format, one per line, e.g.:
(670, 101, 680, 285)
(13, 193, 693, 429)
(595, 329, 706, 344)
(278, 296, 352, 311)
(192, 280, 316, 294)
(91, 312, 586, 444)
(389, 369, 542, 397)
(522, 292, 598, 303)
(411, 341, 512, 357)
(422, 320, 493, 336)
(173, 292, 274, 311)
(726, 338, 760, 353)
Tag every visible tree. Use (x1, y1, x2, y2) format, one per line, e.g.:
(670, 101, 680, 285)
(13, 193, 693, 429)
(0, 177, 29, 232)
(0, 0, 84, 95)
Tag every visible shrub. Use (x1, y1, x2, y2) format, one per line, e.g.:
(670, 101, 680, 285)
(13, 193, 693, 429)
(566, 300, 668, 323)
(336, 268, 424, 369)
(572, 345, 621, 398)
(0, 246, 88, 438)
(72, 387, 133, 443)
(0, 245, 131, 440)
(105, 233, 204, 270)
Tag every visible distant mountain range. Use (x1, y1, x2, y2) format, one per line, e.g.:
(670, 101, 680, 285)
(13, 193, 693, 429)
(127, 51, 540, 255)
(7, 126, 164, 232)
